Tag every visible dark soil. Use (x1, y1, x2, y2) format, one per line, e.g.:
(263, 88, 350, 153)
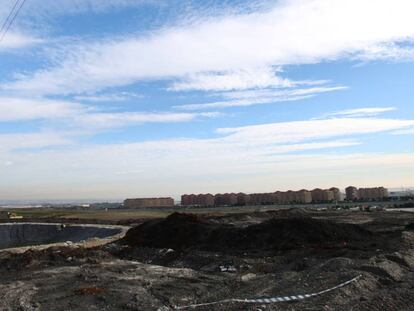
(122, 212, 385, 253)
(405, 222, 414, 230)
(1, 210, 414, 311)
(0, 246, 113, 275)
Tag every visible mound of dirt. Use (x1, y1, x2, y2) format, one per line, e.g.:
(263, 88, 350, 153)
(0, 247, 113, 274)
(122, 213, 374, 253)
(406, 223, 414, 230)
(210, 208, 310, 224)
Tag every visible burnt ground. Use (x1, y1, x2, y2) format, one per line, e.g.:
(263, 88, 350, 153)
(0, 209, 414, 310)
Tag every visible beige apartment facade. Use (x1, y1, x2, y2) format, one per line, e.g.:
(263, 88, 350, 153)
(345, 186, 359, 201)
(345, 186, 389, 201)
(357, 187, 389, 200)
(181, 187, 349, 207)
(311, 188, 335, 203)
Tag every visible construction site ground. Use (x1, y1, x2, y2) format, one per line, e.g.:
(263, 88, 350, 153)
(0, 208, 413, 310)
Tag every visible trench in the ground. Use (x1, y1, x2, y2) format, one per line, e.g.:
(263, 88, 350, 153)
(0, 223, 122, 249)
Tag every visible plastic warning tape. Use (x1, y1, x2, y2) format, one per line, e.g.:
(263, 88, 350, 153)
(174, 274, 362, 309)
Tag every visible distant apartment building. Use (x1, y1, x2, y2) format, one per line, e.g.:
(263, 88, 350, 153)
(275, 191, 295, 204)
(182, 193, 246, 207)
(197, 194, 215, 207)
(345, 186, 359, 201)
(311, 188, 335, 203)
(124, 197, 174, 208)
(181, 193, 215, 207)
(282, 191, 296, 204)
(329, 187, 344, 202)
(294, 189, 313, 204)
(345, 186, 389, 201)
(249, 193, 265, 205)
(236, 193, 250, 206)
(357, 187, 389, 201)
(212, 193, 225, 206)
(214, 193, 238, 206)
(181, 194, 196, 206)
(180, 187, 345, 207)
(248, 190, 312, 205)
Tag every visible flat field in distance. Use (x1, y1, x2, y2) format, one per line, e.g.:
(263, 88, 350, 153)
(1, 200, 411, 225)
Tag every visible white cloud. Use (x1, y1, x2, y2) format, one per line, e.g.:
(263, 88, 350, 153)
(0, 0, 157, 18)
(0, 97, 86, 121)
(169, 67, 294, 92)
(0, 32, 41, 51)
(0, 96, 220, 131)
(4, 0, 414, 95)
(13, 114, 386, 154)
(1, 1, 413, 199)
(392, 127, 414, 135)
(4, 116, 410, 155)
(0, 132, 71, 151)
(169, 67, 330, 92)
(1, 115, 413, 198)
(357, 42, 414, 62)
(73, 92, 142, 102)
(266, 140, 361, 154)
(318, 107, 397, 119)
(73, 111, 221, 130)
(216, 118, 414, 146)
(0, 103, 406, 154)
(175, 86, 346, 110)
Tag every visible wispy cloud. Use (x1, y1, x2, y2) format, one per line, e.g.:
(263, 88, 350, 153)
(265, 140, 361, 155)
(0, 132, 72, 151)
(0, 96, 221, 133)
(357, 42, 414, 62)
(4, 0, 414, 96)
(0, 32, 41, 51)
(73, 111, 221, 130)
(392, 127, 414, 135)
(1, 115, 413, 199)
(175, 86, 347, 110)
(0, 97, 86, 121)
(1, 1, 413, 199)
(0, 0, 158, 18)
(317, 107, 397, 119)
(169, 67, 294, 92)
(216, 118, 414, 145)
(73, 92, 142, 102)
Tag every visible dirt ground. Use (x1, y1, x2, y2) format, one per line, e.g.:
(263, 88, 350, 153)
(0, 209, 414, 310)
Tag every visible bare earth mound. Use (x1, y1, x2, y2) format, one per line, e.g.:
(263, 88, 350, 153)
(122, 212, 375, 252)
(1, 210, 413, 310)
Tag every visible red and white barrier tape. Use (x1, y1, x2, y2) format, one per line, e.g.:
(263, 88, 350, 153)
(174, 274, 362, 309)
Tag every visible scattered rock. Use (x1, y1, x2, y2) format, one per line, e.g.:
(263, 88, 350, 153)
(241, 273, 256, 282)
(74, 286, 105, 296)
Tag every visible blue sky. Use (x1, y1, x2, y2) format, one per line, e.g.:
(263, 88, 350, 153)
(0, 0, 414, 200)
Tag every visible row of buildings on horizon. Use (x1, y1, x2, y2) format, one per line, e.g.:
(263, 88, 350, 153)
(123, 186, 390, 208)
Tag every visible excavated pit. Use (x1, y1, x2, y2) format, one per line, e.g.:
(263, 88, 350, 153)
(0, 223, 124, 250)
